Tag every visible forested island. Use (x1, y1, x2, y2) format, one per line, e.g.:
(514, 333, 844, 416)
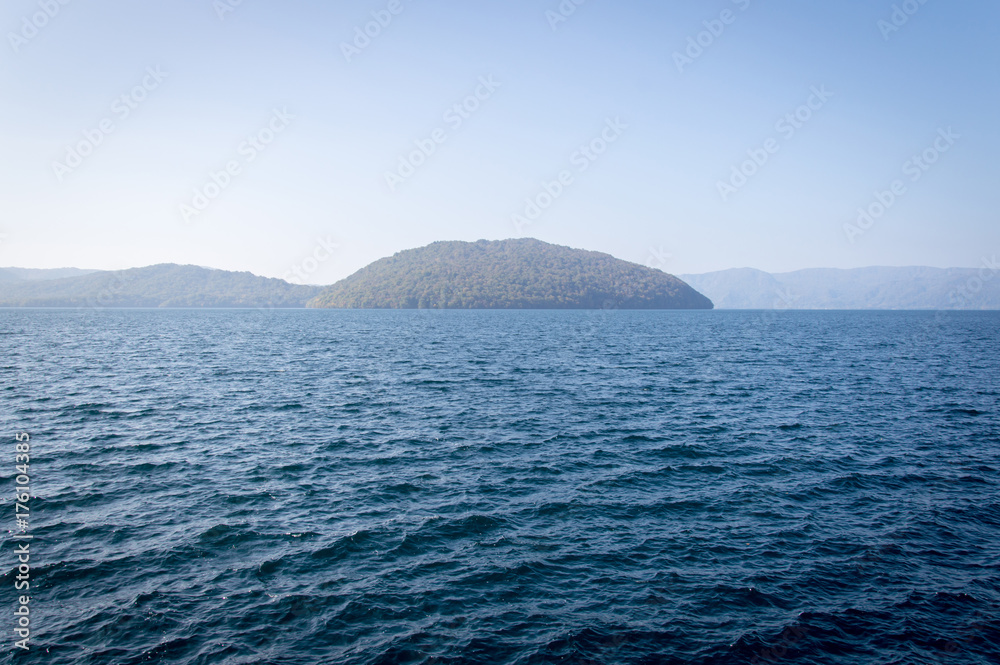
(308, 239, 713, 310)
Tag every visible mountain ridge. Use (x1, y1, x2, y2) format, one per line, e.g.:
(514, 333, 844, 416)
(0, 267, 101, 282)
(0, 264, 322, 308)
(3, 257, 998, 310)
(680, 265, 1000, 309)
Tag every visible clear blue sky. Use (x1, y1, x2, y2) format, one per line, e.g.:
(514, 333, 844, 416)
(1, 0, 997, 283)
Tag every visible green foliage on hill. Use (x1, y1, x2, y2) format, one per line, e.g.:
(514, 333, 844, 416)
(0, 264, 322, 308)
(309, 239, 713, 310)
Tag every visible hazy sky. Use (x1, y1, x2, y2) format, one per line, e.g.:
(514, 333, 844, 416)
(2, 0, 998, 283)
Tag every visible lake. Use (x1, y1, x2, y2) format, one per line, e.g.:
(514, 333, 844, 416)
(1, 309, 997, 664)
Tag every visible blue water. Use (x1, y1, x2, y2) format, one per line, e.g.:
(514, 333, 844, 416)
(1, 309, 998, 664)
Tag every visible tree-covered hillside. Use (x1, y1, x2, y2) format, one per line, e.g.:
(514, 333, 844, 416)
(309, 239, 713, 310)
(0, 264, 322, 308)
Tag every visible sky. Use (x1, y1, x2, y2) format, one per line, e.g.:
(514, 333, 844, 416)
(1, 0, 998, 284)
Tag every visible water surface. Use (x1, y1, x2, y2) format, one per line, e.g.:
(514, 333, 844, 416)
(1, 309, 998, 664)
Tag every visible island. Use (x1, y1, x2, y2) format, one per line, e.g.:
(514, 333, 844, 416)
(308, 239, 713, 310)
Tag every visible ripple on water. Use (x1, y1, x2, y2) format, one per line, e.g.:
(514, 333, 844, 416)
(0, 309, 998, 664)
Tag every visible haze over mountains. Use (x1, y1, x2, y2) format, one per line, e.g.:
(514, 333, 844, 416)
(0, 267, 99, 283)
(0, 240, 711, 310)
(0, 264, 321, 308)
(2, 243, 998, 310)
(679, 266, 1000, 310)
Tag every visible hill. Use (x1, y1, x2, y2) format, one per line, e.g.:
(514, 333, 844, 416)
(309, 239, 713, 310)
(679, 266, 1000, 310)
(0, 267, 101, 282)
(0, 264, 322, 308)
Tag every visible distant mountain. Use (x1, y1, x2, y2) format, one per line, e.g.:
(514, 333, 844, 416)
(10, 257, 990, 311)
(309, 239, 713, 310)
(0, 264, 322, 308)
(679, 266, 1000, 310)
(0, 267, 101, 282)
